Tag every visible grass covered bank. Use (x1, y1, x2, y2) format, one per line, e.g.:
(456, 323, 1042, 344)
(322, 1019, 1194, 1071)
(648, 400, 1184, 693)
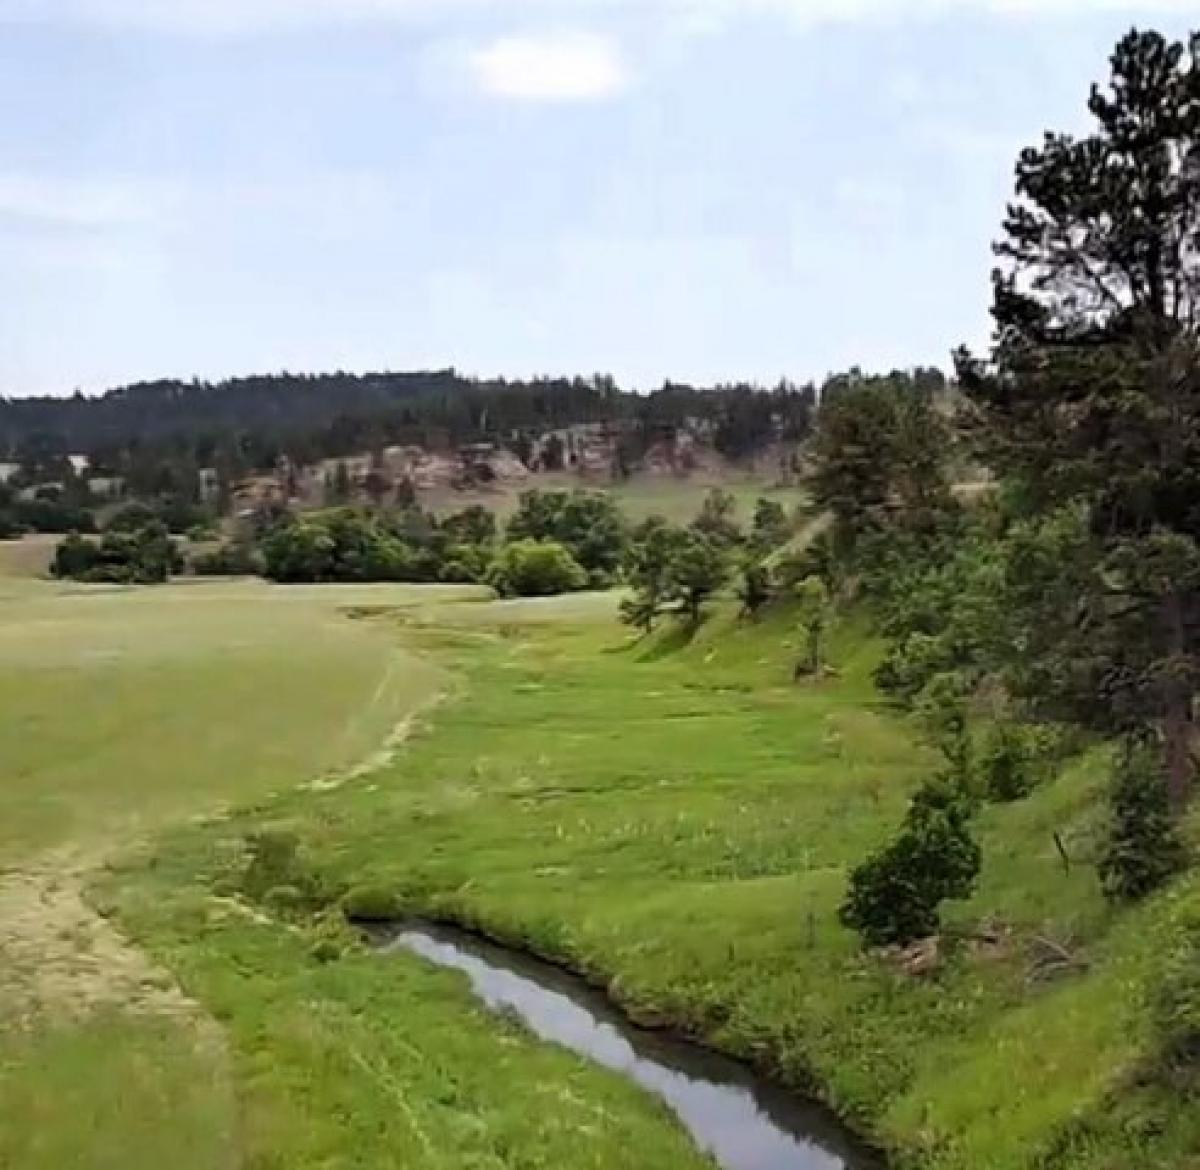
(102, 594, 1200, 1169)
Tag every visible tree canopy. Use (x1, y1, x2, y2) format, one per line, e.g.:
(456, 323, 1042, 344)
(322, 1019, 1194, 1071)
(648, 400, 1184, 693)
(959, 27, 1200, 812)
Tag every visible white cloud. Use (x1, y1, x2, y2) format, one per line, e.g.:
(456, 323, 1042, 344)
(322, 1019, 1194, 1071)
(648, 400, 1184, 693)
(0, 173, 178, 229)
(466, 32, 628, 101)
(706, 0, 1200, 25)
(6, 0, 1198, 36)
(0, 0, 450, 35)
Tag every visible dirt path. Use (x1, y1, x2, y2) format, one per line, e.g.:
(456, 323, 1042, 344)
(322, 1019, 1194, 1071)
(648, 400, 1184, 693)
(0, 845, 240, 1170)
(304, 687, 448, 793)
(0, 846, 220, 1040)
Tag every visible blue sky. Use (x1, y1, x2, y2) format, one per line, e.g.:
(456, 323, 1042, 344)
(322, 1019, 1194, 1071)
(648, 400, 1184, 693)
(0, 1, 1194, 396)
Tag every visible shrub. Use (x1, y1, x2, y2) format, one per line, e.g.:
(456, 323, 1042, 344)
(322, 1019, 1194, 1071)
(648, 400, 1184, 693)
(191, 542, 262, 576)
(436, 542, 490, 584)
(261, 519, 339, 582)
(750, 496, 791, 554)
(241, 830, 304, 898)
(258, 510, 492, 585)
(874, 632, 954, 703)
(793, 575, 831, 675)
(15, 498, 97, 534)
(239, 830, 333, 908)
(264, 884, 308, 915)
(1098, 741, 1187, 903)
(1155, 929, 1200, 1090)
(51, 523, 180, 584)
(774, 529, 835, 595)
(437, 557, 479, 584)
(692, 488, 743, 549)
(736, 560, 771, 620)
(341, 884, 403, 923)
(840, 780, 981, 947)
(488, 539, 587, 598)
(307, 911, 359, 963)
(914, 672, 973, 787)
(104, 502, 159, 533)
(977, 722, 1061, 803)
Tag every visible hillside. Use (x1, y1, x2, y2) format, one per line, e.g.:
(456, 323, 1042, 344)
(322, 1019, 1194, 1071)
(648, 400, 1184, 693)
(0, 369, 955, 536)
(0, 368, 833, 469)
(90, 591, 1199, 1170)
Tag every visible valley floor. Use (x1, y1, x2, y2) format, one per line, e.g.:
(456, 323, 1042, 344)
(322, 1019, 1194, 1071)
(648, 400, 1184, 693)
(1, 577, 1197, 1168)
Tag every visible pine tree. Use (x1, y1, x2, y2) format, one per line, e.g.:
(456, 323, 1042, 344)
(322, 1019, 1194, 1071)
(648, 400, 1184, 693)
(960, 29, 1200, 812)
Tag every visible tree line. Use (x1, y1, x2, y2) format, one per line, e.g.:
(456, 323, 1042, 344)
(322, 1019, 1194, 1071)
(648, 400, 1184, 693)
(199, 486, 801, 604)
(0, 370, 837, 484)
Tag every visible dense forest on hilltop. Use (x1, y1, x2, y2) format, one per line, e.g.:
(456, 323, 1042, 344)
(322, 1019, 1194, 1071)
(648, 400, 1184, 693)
(0, 366, 948, 474)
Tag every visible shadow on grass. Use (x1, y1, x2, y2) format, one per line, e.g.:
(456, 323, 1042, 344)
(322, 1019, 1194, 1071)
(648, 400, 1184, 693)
(633, 615, 710, 663)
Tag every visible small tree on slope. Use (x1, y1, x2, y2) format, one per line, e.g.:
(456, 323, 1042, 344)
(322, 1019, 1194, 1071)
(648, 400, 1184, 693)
(840, 780, 981, 948)
(1100, 737, 1187, 902)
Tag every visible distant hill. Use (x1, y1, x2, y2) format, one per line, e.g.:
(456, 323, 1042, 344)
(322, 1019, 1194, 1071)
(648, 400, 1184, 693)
(0, 370, 827, 466)
(0, 367, 948, 522)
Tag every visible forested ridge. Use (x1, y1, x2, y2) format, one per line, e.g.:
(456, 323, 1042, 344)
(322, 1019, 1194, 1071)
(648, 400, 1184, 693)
(0, 367, 877, 468)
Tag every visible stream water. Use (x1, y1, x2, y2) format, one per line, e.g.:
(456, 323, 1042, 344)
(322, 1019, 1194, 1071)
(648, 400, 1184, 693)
(383, 923, 880, 1170)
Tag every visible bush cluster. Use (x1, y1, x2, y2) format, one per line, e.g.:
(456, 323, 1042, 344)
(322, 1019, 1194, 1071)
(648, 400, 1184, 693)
(51, 523, 181, 584)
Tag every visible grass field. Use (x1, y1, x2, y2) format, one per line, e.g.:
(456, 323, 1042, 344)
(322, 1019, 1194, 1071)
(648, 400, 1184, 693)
(4, 575, 1198, 1169)
(99, 591, 1200, 1169)
(422, 470, 809, 525)
(0, 577, 467, 1170)
(0, 579, 473, 861)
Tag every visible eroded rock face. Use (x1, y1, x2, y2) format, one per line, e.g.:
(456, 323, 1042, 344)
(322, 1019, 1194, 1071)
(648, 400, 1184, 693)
(253, 423, 803, 511)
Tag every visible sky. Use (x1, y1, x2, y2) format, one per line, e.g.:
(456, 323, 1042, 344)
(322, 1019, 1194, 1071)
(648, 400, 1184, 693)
(0, 1, 1195, 396)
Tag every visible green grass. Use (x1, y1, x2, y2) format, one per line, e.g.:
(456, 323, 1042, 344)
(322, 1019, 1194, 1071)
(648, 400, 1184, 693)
(422, 470, 808, 525)
(0, 578, 472, 1170)
(0, 1015, 236, 1170)
(102, 894, 715, 1170)
(103, 594, 1200, 1169)
(0, 580, 471, 862)
(7, 576, 1198, 1168)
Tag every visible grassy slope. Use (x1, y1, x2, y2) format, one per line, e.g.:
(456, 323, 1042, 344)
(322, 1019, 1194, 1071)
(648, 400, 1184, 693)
(102, 594, 1200, 1169)
(0, 579, 469, 1170)
(0, 580, 466, 862)
(422, 471, 808, 525)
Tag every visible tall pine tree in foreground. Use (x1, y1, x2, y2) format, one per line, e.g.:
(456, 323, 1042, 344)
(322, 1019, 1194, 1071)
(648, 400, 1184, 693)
(959, 28, 1200, 816)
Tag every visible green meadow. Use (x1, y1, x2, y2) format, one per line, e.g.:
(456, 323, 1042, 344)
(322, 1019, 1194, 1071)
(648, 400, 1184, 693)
(423, 471, 809, 526)
(2, 567, 1197, 1169)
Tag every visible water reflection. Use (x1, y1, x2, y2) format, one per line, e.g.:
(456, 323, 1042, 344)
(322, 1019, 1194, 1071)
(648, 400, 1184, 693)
(385, 924, 879, 1170)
